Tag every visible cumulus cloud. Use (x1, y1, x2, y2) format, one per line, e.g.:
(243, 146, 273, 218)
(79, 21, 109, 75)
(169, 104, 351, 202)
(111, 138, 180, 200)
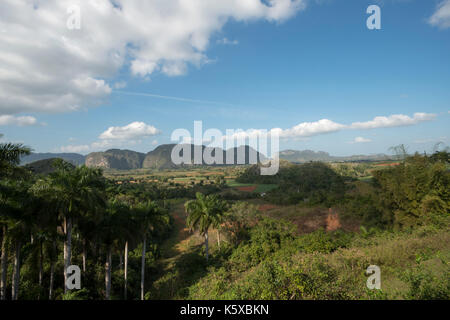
(0, 0, 306, 115)
(0, 115, 38, 126)
(99, 121, 160, 140)
(277, 119, 345, 138)
(350, 113, 436, 130)
(221, 119, 344, 141)
(220, 112, 436, 142)
(60, 121, 161, 153)
(429, 0, 450, 29)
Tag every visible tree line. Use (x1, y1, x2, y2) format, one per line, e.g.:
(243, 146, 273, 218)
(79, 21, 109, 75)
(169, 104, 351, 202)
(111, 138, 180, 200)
(0, 139, 171, 300)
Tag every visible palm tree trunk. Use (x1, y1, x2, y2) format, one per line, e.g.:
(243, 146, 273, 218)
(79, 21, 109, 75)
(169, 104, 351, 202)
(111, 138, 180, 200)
(124, 241, 128, 300)
(1, 225, 8, 300)
(11, 241, 21, 300)
(49, 261, 55, 300)
(38, 241, 43, 300)
(49, 240, 56, 300)
(63, 216, 72, 294)
(217, 230, 221, 248)
(205, 231, 209, 262)
(140, 236, 146, 300)
(82, 238, 87, 273)
(105, 247, 112, 300)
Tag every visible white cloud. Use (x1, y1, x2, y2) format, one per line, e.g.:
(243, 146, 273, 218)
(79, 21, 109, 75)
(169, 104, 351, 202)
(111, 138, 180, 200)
(429, 0, 450, 29)
(60, 121, 161, 153)
(0, 0, 306, 115)
(278, 119, 345, 138)
(217, 38, 239, 45)
(0, 115, 37, 126)
(99, 121, 160, 140)
(220, 112, 436, 143)
(219, 119, 345, 145)
(349, 137, 371, 144)
(350, 113, 436, 130)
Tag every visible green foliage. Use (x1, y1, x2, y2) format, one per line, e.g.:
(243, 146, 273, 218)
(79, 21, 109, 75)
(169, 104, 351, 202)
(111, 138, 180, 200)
(295, 229, 354, 254)
(401, 265, 449, 300)
(62, 288, 90, 300)
(221, 202, 260, 245)
(238, 162, 347, 206)
(373, 153, 450, 229)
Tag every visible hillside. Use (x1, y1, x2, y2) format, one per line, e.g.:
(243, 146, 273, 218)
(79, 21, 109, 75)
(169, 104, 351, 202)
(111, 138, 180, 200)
(21, 152, 85, 165)
(20, 147, 393, 171)
(85, 149, 146, 170)
(24, 158, 75, 175)
(141, 144, 266, 170)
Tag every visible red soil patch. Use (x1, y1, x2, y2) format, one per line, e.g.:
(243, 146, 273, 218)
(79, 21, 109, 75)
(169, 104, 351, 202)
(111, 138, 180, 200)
(236, 185, 257, 192)
(288, 208, 359, 234)
(326, 208, 341, 231)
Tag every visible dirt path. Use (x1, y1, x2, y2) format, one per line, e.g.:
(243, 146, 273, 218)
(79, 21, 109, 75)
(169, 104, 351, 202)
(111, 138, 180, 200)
(159, 203, 190, 265)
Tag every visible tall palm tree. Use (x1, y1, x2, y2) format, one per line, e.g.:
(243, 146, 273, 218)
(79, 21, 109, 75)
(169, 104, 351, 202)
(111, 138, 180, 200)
(99, 200, 130, 300)
(133, 201, 169, 300)
(0, 137, 31, 300)
(0, 138, 31, 167)
(118, 204, 136, 300)
(185, 193, 227, 262)
(5, 181, 34, 300)
(34, 160, 106, 294)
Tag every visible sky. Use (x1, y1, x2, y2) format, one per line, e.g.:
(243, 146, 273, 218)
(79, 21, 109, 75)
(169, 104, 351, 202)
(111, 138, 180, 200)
(0, 0, 449, 157)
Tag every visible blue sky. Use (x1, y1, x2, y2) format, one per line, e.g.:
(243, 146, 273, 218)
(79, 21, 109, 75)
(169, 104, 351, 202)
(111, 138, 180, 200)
(0, 0, 449, 156)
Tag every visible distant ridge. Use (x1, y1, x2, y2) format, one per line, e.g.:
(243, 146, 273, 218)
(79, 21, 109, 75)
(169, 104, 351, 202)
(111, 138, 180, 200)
(21, 153, 86, 166)
(21, 146, 394, 170)
(87, 144, 266, 170)
(278, 149, 391, 163)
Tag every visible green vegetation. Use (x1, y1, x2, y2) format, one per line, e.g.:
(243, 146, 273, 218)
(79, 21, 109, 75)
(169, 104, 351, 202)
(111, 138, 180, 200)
(1, 135, 449, 300)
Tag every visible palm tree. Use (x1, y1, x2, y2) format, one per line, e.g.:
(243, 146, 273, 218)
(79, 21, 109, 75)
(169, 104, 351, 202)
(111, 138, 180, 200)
(185, 193, 227, 262)
(0, 137, 31, 300)
(29, 186, 60, 300)
(5, 181, 34, 300)
(133, 201, 169, 300)
(99, 200, 130, 300)
(34, 160, 106, 294)
(0, 138, 31, 167)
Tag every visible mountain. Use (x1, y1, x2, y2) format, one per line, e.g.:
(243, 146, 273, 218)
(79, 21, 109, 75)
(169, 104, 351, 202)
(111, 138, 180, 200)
(24, 158, 75, 175)
(21, 153, 85, 165)
(85, 149, 146, 170)
(142, 144, 266, 170)
(19, 146, 392, 171)
(278, 149, 391, 163)
(142, 144, 179, 169)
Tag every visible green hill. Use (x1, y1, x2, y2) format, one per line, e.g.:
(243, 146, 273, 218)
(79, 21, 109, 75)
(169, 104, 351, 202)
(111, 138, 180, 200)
(24, 158, 75, 175)
(85, 149, 146, 170)
(142, 144, 266, 170)
(21, 152, 85, 165)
